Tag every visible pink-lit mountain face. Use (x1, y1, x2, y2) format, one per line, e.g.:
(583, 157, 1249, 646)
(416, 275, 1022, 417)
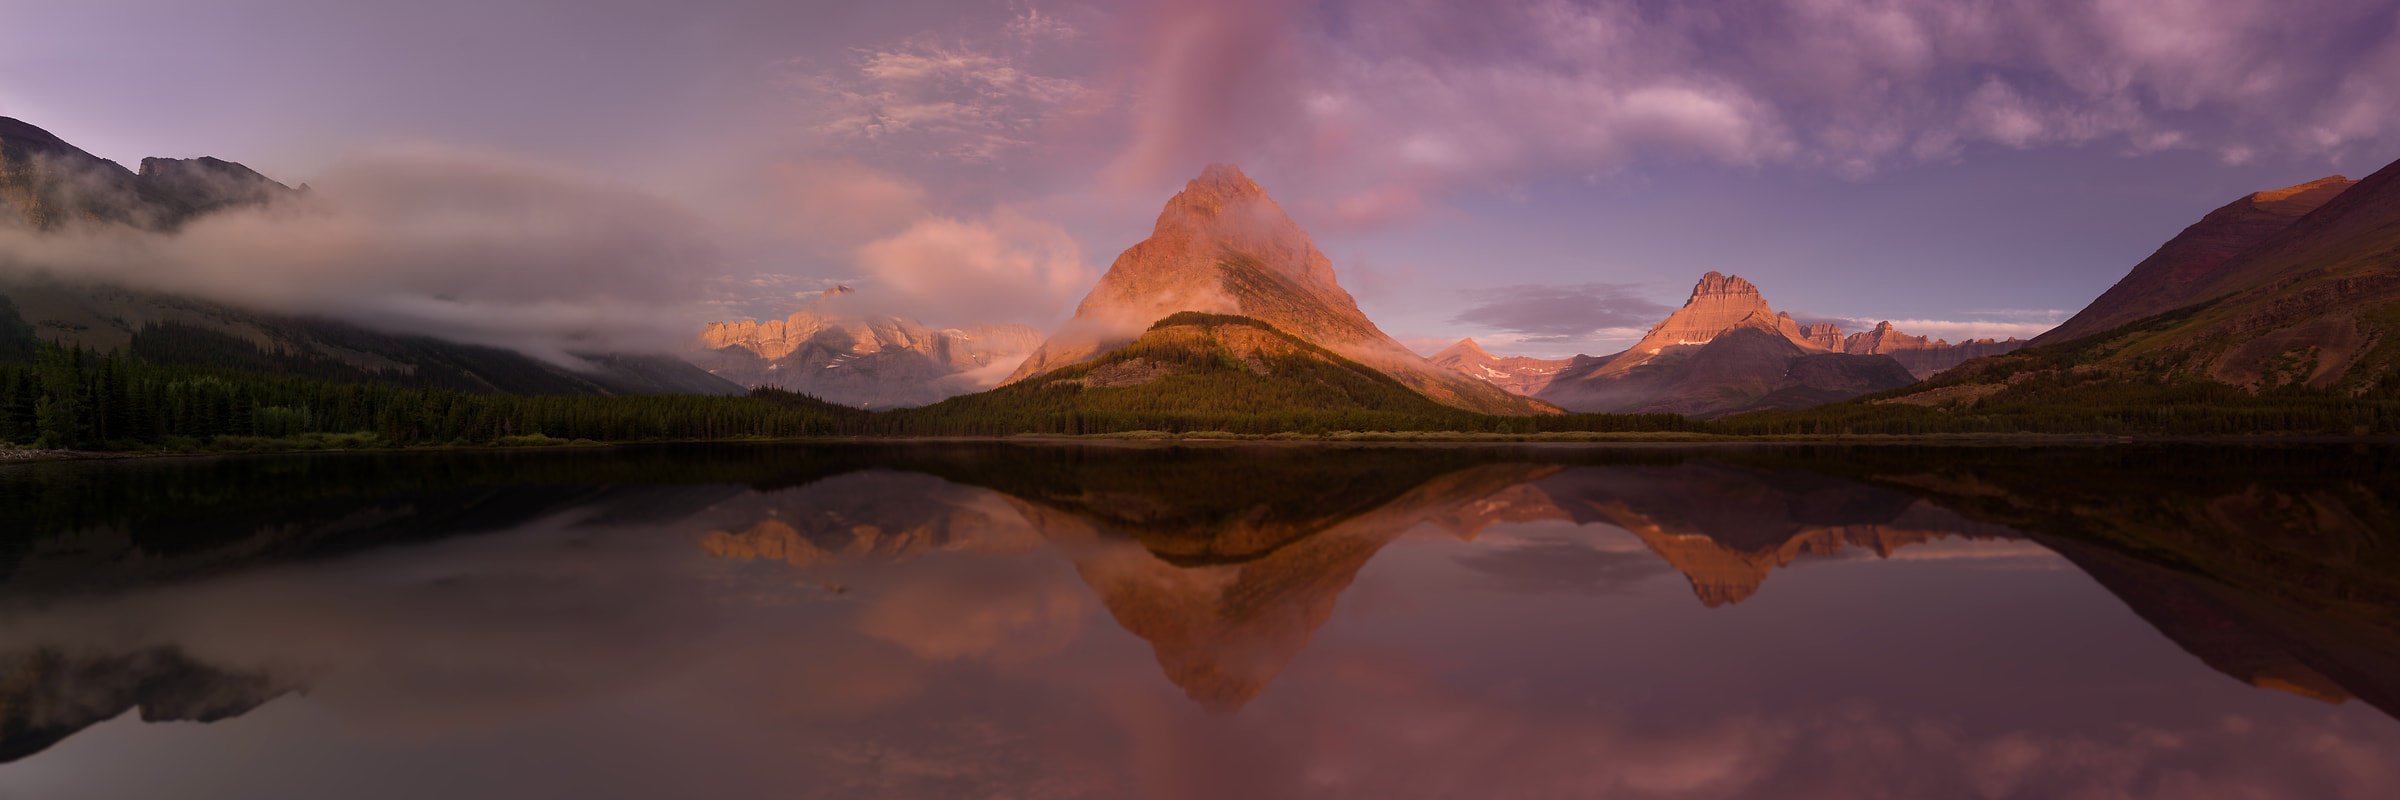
(1005, 164, 1556, 416)
(1500, 272, 2011, 416)
(693, 286, 1044, 408)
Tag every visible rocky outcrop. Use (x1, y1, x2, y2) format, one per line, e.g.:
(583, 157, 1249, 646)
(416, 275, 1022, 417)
(690, 286, 1044, 408)
(1004, 164, 1555, 415)
(1843, 321, 2027, 380)
(1429, 337, 1573, 396)
(2035, 175, 2355, 345)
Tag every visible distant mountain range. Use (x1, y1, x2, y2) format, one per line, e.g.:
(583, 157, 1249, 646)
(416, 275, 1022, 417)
(0, 116, 738, 396)
(1432, 272, 2025, 418)
(14, 108, 2391, 422)
(690, 286, 1044, 409)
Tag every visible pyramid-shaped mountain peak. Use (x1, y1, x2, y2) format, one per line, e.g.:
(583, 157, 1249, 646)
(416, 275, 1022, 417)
(1000, 165, 1553, 415)
(1191, 162, 1262, 195)
(1433, 337, 1490, 360)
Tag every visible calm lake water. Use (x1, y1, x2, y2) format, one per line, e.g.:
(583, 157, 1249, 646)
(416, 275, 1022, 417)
(1, 442, 2395, 799)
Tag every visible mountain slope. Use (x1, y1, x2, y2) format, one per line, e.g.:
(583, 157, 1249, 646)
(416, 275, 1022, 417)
(883, 312, 1493, 433)
(2035, 175, 2355, 345)
(1004, 164, 1554, 415)
(1858, 154, 2400, 410)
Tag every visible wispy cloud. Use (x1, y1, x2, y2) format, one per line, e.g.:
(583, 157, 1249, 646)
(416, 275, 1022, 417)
(1087, 0, 2400, 225)
(795, 10, 1092, 163)
(1449, 283, 1672, 343)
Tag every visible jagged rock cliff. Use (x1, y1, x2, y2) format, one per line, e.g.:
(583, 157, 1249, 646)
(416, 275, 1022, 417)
(689, 286, 1044, 408)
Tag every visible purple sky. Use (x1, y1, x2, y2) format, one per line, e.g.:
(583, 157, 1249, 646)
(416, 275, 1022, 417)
(7, 0, 2399, 358)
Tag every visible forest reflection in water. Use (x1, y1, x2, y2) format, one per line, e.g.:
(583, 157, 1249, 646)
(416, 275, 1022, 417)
(0, 442, 2395, 799)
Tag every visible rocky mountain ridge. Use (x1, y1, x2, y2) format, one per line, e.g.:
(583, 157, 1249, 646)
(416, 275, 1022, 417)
(691, 286, 1044, 408)
(1444, 272, 2025, 411)
(1520, 272, 1986, 416)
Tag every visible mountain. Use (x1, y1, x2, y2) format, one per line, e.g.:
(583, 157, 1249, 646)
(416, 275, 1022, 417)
(690, 286, 1044, 409)
(2034, 175, 2356, 345)
(1841, 155, 2400, 414)
(1841, 321, 2027, 379)
(1428, 338, 1573, 395)
(1533, 273, 1921, 417)
(1, 116, 302, 231)
(1003, 164, 1554, 415)
(0, 116, 737, 396)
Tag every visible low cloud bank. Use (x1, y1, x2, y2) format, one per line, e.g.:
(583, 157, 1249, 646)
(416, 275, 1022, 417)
(0, 146, 724, 364)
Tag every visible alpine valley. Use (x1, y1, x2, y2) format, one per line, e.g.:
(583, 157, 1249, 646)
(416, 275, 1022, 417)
(4, 110, 2399, 443)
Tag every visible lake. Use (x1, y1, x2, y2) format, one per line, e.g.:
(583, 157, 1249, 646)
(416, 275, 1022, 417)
(1, 442, 2395, 799)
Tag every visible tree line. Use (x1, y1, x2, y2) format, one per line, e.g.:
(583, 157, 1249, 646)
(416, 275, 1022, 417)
(3, 325, 2392, 451)
(1, 341, 848, 450)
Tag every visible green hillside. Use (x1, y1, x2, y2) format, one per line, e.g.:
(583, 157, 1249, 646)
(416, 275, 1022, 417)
(858, 312, 1490, 435)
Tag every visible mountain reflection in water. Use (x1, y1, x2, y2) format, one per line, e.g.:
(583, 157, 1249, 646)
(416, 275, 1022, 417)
(1, 443, 2395, 798)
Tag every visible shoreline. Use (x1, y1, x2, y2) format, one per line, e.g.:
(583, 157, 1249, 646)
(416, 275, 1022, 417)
(6, 431, 2395, 464)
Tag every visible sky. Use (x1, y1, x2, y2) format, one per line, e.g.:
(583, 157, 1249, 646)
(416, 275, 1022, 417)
(5, 0, 2400, 359)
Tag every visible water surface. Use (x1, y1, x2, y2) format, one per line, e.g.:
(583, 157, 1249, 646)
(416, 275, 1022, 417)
(1, 442, 2394, 798)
